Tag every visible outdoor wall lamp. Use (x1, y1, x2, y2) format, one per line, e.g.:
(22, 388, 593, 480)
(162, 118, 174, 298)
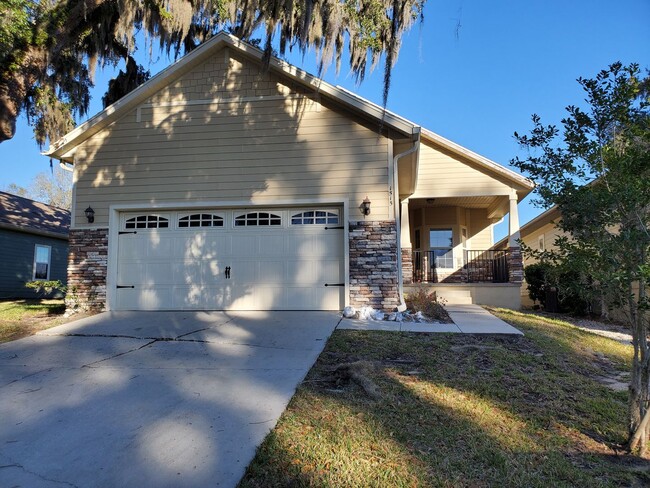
(361, 196, 371, 216)
(85, 206, 95, 224)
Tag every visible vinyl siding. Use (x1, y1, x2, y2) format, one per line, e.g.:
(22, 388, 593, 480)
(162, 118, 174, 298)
(73, 49, 391, 227)
(0, 229, 68, 299)
(411, 142, 513, 198)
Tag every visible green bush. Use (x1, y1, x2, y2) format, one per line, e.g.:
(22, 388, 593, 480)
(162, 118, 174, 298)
(524, 263, 591, 315)
(25, 280, 67, 297)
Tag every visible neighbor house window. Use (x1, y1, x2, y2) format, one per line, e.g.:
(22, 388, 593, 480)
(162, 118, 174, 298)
(33, 245, 51, 280)
(430, 229, 454, 269)
(538, 235, 545, 251)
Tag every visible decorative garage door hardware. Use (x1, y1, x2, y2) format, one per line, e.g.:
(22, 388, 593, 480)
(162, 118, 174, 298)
(324, 226, 344, 230)
(324, 283, 345, 287)
(117, 285, 135, 289)
(119, 231, 138, 235)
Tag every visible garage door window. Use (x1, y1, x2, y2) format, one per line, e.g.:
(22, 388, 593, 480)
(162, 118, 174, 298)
(125, 215, 169, 229)
(234, 212, 281, 227)
(291, 210, 339, 225)
(179, 213, 224, 228)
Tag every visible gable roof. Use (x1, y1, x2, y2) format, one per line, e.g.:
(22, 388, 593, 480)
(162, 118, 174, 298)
(44, 31, 533, 195)
(0, 192, 70, 239)
(45, 32, 418, 160)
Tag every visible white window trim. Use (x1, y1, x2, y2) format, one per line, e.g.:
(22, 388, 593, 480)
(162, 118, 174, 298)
(290, 208, 340, 226)
(429, 227, 454, 269)
(33, 244, 52, 281)
(178, 212, 225, 228)
(233, 211, 283, 227)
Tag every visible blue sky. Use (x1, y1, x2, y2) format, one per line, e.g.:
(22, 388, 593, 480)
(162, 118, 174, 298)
(1, 0, 648, 239)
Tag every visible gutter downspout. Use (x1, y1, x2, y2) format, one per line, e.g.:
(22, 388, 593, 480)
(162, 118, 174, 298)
(393, 128, 421, 312)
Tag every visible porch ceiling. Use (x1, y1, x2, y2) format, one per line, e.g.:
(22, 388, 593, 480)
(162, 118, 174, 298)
(409, 196, 497, 209)
(409, 196, 510, 220)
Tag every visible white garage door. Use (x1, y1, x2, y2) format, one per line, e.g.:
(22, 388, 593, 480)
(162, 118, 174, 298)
(114, 208, 344, 311)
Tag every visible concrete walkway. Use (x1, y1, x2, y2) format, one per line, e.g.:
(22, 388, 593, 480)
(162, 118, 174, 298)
(337, 304, 523, 335)
(0, 311, 339, 488)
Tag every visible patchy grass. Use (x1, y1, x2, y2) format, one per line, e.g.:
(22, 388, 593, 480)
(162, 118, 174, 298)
(240, 310, 649, 487)
(0, 299, 66, 343)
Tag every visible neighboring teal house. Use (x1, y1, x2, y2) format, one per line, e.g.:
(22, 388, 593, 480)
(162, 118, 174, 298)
(0, 192, 70, 299)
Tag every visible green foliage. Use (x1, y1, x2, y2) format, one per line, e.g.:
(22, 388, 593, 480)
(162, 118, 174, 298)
(524, 262, 553, 305)
(524, 262, 591, 314)
(512, 62, 650, 453)
(25, 280, 67, 296)
(0, 0, 426, 146)
(0, 0, 30, 67)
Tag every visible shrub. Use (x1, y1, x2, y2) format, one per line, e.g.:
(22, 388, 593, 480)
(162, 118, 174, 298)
(25, 280, 67, 297)
(405, 288, 451, 322)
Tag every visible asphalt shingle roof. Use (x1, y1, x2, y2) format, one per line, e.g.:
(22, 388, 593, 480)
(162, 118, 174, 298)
(0, 191, 70, 238)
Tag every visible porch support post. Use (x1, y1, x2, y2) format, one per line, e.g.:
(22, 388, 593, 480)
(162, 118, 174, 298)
(508, 193, 520, 248)
(400, 198, 413, 285)
(507, 192, 524, 284)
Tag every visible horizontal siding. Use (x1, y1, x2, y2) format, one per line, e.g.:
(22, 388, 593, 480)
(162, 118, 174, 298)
(74, 49, 391, 227)
(469, 209, 493, 249)
(521, 222, 565, 266)
(412, 143, 512, 198)
(0, 229, 68, 299)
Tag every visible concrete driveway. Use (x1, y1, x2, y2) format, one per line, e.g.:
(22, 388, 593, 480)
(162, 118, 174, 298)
(0, 311, 340, 487)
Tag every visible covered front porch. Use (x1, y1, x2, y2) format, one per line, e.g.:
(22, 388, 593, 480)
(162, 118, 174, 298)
(399, 193, 525, 307)
(395, 129, 533, 308)
(401, 195, 522, 286)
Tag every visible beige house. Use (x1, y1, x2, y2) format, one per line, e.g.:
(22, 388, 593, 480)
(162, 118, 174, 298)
(45, 32, 533, 312)
(494, 206, 563, 307)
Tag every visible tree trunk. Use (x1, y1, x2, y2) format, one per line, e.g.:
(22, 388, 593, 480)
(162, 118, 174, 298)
(627, 256, 650, 455)
(0, 83, 20, 143)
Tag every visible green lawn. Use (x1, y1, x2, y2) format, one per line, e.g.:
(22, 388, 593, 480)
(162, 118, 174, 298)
(240, 309, 648, 487)
(0, 299, 66, 343)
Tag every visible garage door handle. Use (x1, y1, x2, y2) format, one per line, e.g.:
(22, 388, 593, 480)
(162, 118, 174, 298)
(324, 283, 344, 287)
(225, 266, 231, 279)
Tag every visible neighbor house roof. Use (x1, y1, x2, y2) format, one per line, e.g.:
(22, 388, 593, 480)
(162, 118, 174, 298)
(493, 205, 561, 249)
(0, 192, 70, 239)
(44, 31, 533, 195)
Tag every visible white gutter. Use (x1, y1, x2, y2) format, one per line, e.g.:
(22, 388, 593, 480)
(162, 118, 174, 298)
(393, 128, 421, 312)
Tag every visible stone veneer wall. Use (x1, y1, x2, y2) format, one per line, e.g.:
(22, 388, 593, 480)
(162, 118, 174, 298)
(66, 229, 108, 312)
(507, 247, 524, 284)
(401, 248, 413, 285)
(349, 221, 400, 310)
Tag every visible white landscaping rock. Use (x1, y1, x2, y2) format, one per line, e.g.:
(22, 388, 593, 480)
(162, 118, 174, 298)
(370, 310, 386, 321)
(342, 306, 356, 318)
(357, 306, 374, 320)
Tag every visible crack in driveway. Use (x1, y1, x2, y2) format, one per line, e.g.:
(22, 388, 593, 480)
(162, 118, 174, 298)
(0, 460, 80, 488)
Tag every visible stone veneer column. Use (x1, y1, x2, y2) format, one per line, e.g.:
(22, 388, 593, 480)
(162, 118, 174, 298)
(507, 246, 524, 284)
(401, 248, 413, 285)
(349, 221, 400, 310)
(66, 229, 108, 312)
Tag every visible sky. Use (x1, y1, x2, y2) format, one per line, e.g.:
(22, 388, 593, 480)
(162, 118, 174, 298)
(0, 0, 648, 240)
